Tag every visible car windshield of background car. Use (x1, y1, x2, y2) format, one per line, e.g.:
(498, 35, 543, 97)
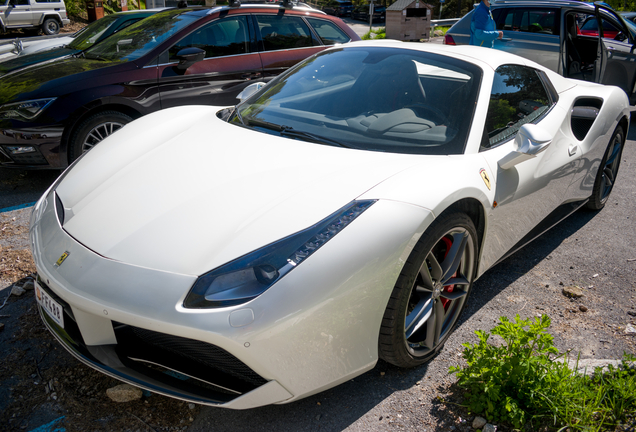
(84, 10, 199, 62)
(594, 10, 636, 40)
(234, 47, 482, 155)
(66, 14, 120, 50)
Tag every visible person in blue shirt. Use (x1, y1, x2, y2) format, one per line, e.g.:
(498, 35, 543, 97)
(469, 0, 503, 47)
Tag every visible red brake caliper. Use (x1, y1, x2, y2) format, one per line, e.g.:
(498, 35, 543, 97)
(440, 236, 455, 309)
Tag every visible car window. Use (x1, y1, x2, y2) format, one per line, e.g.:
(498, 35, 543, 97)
(581, 17, 618, 32)
(84, 9, 200, 62)
(168, 16, 250, 61)
(256, 15, 314, 51)
(483, 64, 552, 149)
(13, 0, 29, 5)
(496, 8, 559, 35)
(306, 18, 350, 45)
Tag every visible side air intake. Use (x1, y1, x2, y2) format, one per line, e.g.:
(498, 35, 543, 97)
(571, 98, 602, 141)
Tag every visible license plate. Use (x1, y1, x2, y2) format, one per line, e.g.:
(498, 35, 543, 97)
(35, 280, 64, 329)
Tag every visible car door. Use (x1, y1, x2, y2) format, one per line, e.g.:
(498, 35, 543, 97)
(255, 13, 325, 80)
(478, 64, 579, 272)
(593, 5, 636, 104)
(493, 7, 561, 73)
(3, 0, 33, 27)
(156, 14, 265, 109)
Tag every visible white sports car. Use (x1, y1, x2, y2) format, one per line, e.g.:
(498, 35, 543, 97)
(30, 41, 628, 409)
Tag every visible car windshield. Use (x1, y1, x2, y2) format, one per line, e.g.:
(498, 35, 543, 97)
(84, 9, 199, 62)
(233, 47, 482, 155)
(598, 9, 636, 39)
(67, 14, 121, 50)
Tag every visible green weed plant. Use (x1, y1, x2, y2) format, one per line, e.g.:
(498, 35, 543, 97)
(361, 27, 386, 40)
(449, 314, 636, 430)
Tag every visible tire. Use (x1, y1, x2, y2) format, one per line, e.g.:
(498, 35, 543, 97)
(586, 125, 624, 210)
(42, 18, 60, 35)
(69, 111, 132, 163)
(379, 212, 478, 368)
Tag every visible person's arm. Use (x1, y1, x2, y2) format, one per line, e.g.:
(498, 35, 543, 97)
(473, 9, 501, 41)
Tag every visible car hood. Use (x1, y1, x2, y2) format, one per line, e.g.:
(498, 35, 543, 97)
(0, 56, 127, 104)
(0, 46, 79, 77)
(55, 106, 424, 276)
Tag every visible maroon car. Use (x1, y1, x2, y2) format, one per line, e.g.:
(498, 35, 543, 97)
(0, 4, 359, 169)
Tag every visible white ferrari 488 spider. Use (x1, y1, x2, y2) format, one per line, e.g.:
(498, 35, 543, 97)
(30, 41, 629, 409)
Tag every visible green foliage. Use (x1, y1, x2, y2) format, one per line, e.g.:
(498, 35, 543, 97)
(450, 314, 636, 430)
(486, 99, 516, 130)
(362, 27, 386, 40)
(64, 0, 85, 18)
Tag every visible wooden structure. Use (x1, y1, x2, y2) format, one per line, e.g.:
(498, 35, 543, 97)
(386, 0, 433, 41)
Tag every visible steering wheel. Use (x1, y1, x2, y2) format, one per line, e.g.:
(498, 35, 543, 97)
(405, 104, 448, 125)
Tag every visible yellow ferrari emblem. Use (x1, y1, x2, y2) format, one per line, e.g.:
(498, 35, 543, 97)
(479, 168, 491, 190)
(55, 251, 70, 268)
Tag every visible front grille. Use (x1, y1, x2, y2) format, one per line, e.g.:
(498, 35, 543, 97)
(115, 324, 268, 388)
(1, 147, 48, 165)
(37, 277, 268, 404)
(0, 147, 12, 163)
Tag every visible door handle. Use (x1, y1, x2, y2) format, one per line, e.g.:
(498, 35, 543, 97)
(500, 37, 512, 42)
(568, 144, 578, 156)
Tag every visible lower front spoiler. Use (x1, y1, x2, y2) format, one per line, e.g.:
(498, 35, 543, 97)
(36, 288, 293, 409)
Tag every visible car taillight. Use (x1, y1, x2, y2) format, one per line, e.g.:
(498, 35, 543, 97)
(444, 34, 456, 45)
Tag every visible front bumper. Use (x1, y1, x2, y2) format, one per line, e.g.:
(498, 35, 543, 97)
(30, 188, 433, 408)
(0, 125, 65, 168)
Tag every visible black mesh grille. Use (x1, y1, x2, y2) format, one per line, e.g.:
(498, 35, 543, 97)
(115, 324, 267, 388)
(0, 148, 11, 164)
(571, 118, 595, 141)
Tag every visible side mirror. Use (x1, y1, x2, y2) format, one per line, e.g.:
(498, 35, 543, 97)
(614, 31, 627, 42)
(237, 82, 266, 102)
(175, 47, 205, 70)
(498, 123, 552, 170)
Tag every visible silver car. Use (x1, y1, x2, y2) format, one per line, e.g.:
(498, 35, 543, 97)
(445, 0, 636, 104)
(0, 0, 70, 35)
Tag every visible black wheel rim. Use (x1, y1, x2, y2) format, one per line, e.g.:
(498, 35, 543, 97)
(404, 227, 474, 357)
(82, 121, 125, 153)
(599, 132, 622, 203)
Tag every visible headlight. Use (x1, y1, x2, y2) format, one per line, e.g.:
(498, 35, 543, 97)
(0, 98, 56, 121)
(184, 200, 376, 309)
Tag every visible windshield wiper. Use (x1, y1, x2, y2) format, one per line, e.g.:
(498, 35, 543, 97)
(279, 128, 350, 148)
(245, 117, 287, 132)
(234, 107, 246, 126)
(243, 117, 349, 148)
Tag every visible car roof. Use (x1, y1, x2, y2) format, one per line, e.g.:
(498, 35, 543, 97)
(344, 40, 576, 92)
(348, 40, 521, 68)
(173, 3, 324, 17)
(491, 0, 597, 9)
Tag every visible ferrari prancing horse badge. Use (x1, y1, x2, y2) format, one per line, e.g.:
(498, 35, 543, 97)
(479, 168, 491, 190)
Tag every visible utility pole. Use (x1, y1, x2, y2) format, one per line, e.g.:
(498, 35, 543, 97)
(439, 0, 444, 19)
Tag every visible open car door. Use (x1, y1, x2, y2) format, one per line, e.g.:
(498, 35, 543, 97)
(594, 2, 636, 104)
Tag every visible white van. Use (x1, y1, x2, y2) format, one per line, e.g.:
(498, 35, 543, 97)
(0, 0, 70, 35)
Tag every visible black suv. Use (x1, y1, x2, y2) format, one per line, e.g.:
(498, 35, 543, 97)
(0, 4, 359, 169)
(445, 0, 636, 104)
